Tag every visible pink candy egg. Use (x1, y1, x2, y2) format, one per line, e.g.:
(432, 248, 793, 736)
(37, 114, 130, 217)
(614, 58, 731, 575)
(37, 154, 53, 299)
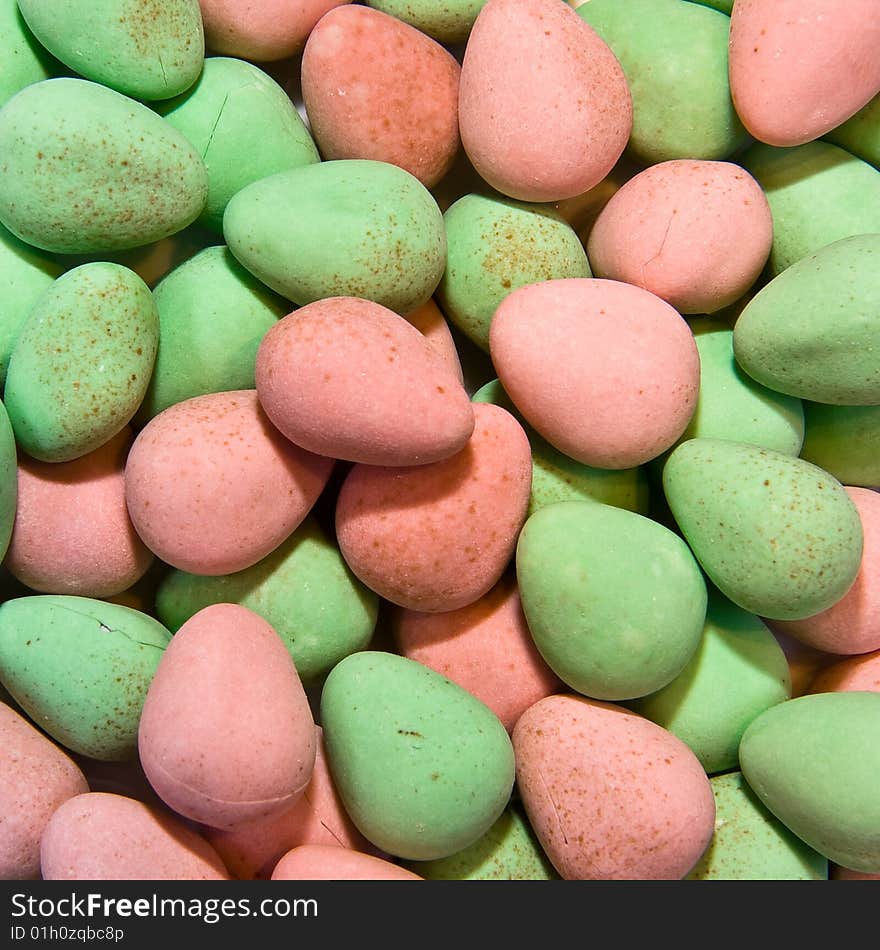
(393, 574, 561, 732)
(124, 390, 333, 575)
(587, 160, 773, 314)
(729, 0, 880, 147)
(6, 427, 153, 598)
(0, 702, 88, 880)
(513, 694, 715, 880)
(458, 0, 632, 202)
(404, 298, 464, 384)
(255, 297, 473, 466)
(302, 6, 461, 188)
(40, 792, 230, 881)
(489, 278, 700, 469)
(138, 604, 316, 830)
(336, 402, 532, 612)
(807, 650, 880, 695)
(271, 844, 423, 880)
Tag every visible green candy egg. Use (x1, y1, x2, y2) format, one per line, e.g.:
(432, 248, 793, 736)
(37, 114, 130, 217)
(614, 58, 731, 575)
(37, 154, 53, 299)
(0, 0, 59, 107)
(686, 772, 828, 880)
(473, 379, 649, 518)
(364, 0, 487, 44)
(516, 500, 707, 701)
(577, 0, 749, 165)
(17, 0, 203, 101)
(401, 805, 559, 880)
(663, 438, 864, 621)
(684, 0, 733, 13)
(630, 587, 791, 775)
(739, 692, 880, 873)
(136, 245, 287, 422)
(733, 234, 880, 405)
(0, 595, 171, 761)
(800, 402, 880, 489)
(155, 515, 378, 687)
(824, 93, 880, 170)
(436, 194, 590, 352)
(0, 78, 208, 254)
(321, 651, 515, 861)
(0, 400, 16, 563)
(740, 140, 880, 277)
(223, 159, 446, 315)
(157, 57, 320, 232)
(0, 221, 61, 385)
(4, 262, 159, 462)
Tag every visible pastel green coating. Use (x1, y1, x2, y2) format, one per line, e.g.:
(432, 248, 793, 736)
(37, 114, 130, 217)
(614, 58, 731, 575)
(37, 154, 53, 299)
(136, 245, 287, 422)
(0, 221, 61, 385)
(436, 194, 590, 352)
(224, 160, 446, 315)
(157, 57, 320, 232)
(0, 595, 171, 761)
(732, 234, 880, 405)
(739, 692, 880, 873)
(800, 402, 880, 489)
(401, 805, 559, 880)
(630, 588, 791, 775)
(17, 0, 203, 101)
(0, 78, 208, 254)
(516, 500, 707, 701)
(0, 0, 59, 107)
(825, 93, 880, 169)
(686, 772, 827, 880)
(739, 140, 880, 276)
(364, 0, 487, 44)
(684, 0, 733, 13)
(577, 0, 749, 165)
(662, 438, 864, 621)
(4, 262, 158, 462)
(0, 400, 16, 563)
(472, 379, 649, 518)
(154, 515, 378, 686)
(320, 651, 515, 861)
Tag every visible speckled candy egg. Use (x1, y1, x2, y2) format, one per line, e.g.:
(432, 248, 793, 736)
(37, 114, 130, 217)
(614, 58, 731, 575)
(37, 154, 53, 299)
(0, 78, 208, 254)
(124, 390, 334, 576)
(586, 160, 772, 314)
(489, 278, 700, 469)
(4, 262, 158, 463)
(17, 0, 204, 101)
(513, 694, 715, 879)
(365, 0, 485, 44)
(335, 402, 531, 612)
(5, 428, 153, 598)
(404, 298, 463, 382)
(0, 0, 58, 106)
(728, 0, 880, 147)
(272, 845, 422, 880)
(458, 0, 632, 202)
(138, 604, 316, 830)
(41, 792, 229, 880)
(302, 6, 460, 189)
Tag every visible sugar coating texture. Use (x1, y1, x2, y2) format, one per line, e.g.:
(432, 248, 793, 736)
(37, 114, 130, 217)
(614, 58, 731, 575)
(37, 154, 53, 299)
(271, 844, 424, 881)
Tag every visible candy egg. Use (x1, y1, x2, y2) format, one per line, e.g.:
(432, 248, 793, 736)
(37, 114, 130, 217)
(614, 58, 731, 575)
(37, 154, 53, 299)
(807, 650, 880, 695)
(271, 845, 423, 881)
(0, 1, 57, 106)
(799, 403, 880, 489)
(365, 0, 485, 44)
(0, 400, 16, 564)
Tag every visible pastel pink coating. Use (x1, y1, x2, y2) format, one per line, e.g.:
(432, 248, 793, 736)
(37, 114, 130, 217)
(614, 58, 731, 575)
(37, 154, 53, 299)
(768, 627, 836, 699)
(728, 0, 880, 147)
(404, 298, 464, 384)
(489, 278, 700, 469)
(393, 574, 562, 732)
(335, 402, 532, 612)
(513, 695, 715, 880)
(204, 727, 375, 880)
(271, 844, 422, 880)
(255, 297, 474, 466)
(199, 0, 351, 61)
(831, 865, 880, 881)
(301, 6, 461, 188)
(586, 160, 773, 314)
(770, 488, 880, 655)
(0, 702, 88, 880)
(137, 604, 317, 831)
(6, 428, 153, 598)
(458, 0, 632, 202)
(124, 390, 333, 575)
(807, 650, 880, 696)
(40, 792, 230, 881)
